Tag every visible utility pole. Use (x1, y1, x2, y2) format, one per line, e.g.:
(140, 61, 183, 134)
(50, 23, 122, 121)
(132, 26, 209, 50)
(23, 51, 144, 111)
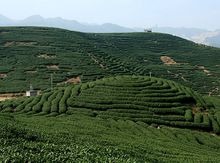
(30, 83, 33, 91)
(149, 71, 152, 78)
(50, 74, 53, 91)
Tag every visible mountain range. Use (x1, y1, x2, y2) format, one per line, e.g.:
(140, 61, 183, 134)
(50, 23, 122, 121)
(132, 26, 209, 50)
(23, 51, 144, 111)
(0, 14, 220, 47)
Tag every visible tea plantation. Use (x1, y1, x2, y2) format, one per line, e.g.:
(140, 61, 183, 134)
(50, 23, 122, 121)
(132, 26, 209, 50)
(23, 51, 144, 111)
(1, 27, 220, 162)
(0, 76, 220, 161)
(1, 75, 219, 132)
(0, 27, 220, 95)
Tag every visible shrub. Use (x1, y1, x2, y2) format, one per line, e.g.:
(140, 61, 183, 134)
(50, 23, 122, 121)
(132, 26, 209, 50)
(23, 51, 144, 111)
(32, 103, 42, 113)
(70, 85, 81, 97)
(185, 110, 193, 122)
(51, 91, 63, 113)
(209, 115, 220, 134)
(15, 97, 34, 112)
(203, 114, 211, 126)
(59, 86, 72, 113)
(1, 108, 13, 113)
(194, 113, 203, 123)
(42, 101, 51, 113)
(32, 92, 52, 113)
(216, 112, 220, 125)
(23, 96, 41, 113)
(66, 97, 76, 107)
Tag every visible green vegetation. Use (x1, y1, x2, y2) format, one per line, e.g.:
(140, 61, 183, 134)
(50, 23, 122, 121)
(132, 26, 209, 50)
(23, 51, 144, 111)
(1, 113, 220, 162)
(1, 75, 219, 134)
(0, 27, 220, 95)
(1, 26, 220, 162)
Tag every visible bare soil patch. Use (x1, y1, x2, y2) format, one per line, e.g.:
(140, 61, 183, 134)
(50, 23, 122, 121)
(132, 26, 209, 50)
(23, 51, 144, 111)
(192, 105, 200, 114)
(0, 73, 7, 78)
(208, 87, 219, 96)
(0, 31, 9, 34)
(38, 54, 56, 59)
(4, 41, 37, 47)
(4, 42, 14, 47)
(160, 56, 178, 65)
(25, 71, 37, 74)
(88, 53, 106, 69)
(47, 65, 59, 70)
(196, 65, 212, 76)
(0, 97, 15, 101)
(66, 76, 81, 84)
(167, 70, 188, 82)
(0, 93, 24, 101)
(59, 76, 81, 85)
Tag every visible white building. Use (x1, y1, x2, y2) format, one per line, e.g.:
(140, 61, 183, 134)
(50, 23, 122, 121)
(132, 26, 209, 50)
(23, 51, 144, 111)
(26, 84, 38, 97)
(144, 28, 152, 33)
(26, 90, 38, 97)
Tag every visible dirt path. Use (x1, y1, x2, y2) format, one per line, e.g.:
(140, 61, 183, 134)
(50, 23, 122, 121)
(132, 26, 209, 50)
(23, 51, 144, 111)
(167, 70, 188, 82)
(47, 65, 59, 70)
(0, 93, 25, 101)
(0, 97, 15, 101)
(197, 65, 212, 76)
(38, 54, 56, 59)
(88, 53, 107, 69)
(0, 73, 7, 78)
(208, 87, 219, 96)
(4, 41, 37, 47)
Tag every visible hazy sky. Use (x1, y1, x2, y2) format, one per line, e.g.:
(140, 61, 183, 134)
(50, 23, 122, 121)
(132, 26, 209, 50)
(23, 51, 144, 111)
(1, 0, 220, 30)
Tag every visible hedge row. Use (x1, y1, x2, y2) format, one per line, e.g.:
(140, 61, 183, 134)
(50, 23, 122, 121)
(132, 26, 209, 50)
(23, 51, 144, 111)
(51, 91, 63, 113)
(76, 95, 194, 103)
(42, 91, 59, 113)
(209, 115, 220, 134)
(185, 110, 193, 122)
(22, 96, 41, 113)
(32, 92, 52, 113)
(15, 97, 35, 112)
(59, 86, 72, 113)
(194, 113, 203, 123)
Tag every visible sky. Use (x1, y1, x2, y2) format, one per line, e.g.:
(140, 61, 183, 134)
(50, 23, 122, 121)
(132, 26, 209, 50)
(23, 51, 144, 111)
(0, 0, 220, 30)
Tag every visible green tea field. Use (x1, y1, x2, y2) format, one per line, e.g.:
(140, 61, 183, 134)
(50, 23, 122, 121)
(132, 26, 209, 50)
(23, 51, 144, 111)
(1, 27, 220, 162)
(0, 27, 220, 95)
(1, 75, 220, 162)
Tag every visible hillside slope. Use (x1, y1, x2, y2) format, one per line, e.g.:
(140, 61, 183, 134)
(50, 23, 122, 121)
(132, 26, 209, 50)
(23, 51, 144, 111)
(1, 75, 219, 133)
(0, 27, 220, 95)
(1, 113, 220, 162)
(1, 76, 220, 162)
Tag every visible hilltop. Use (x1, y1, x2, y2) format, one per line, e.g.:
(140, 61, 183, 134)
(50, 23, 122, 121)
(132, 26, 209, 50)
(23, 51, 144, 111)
(0, 27, 220, 96)
(1, 75, 219, 133)
(1, 15, 220, 47)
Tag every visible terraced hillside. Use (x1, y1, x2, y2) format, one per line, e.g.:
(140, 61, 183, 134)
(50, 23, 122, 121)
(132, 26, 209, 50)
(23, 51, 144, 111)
(1, 75, 219, 133)
(0, 27, 220, 95)
(1, 113, 220, 162)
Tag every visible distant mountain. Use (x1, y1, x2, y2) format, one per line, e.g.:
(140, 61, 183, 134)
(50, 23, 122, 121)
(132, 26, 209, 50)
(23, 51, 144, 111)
(152, 27, 208, 39)
(0, 15, 220, 47)
(134, 27, 220, 48)
(19, 15, 46, 25)
(0, 15, 13, 25)
(0, 15, 135, 33)
(198, 30, 220, 47)
(151, 27, 220, 48)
